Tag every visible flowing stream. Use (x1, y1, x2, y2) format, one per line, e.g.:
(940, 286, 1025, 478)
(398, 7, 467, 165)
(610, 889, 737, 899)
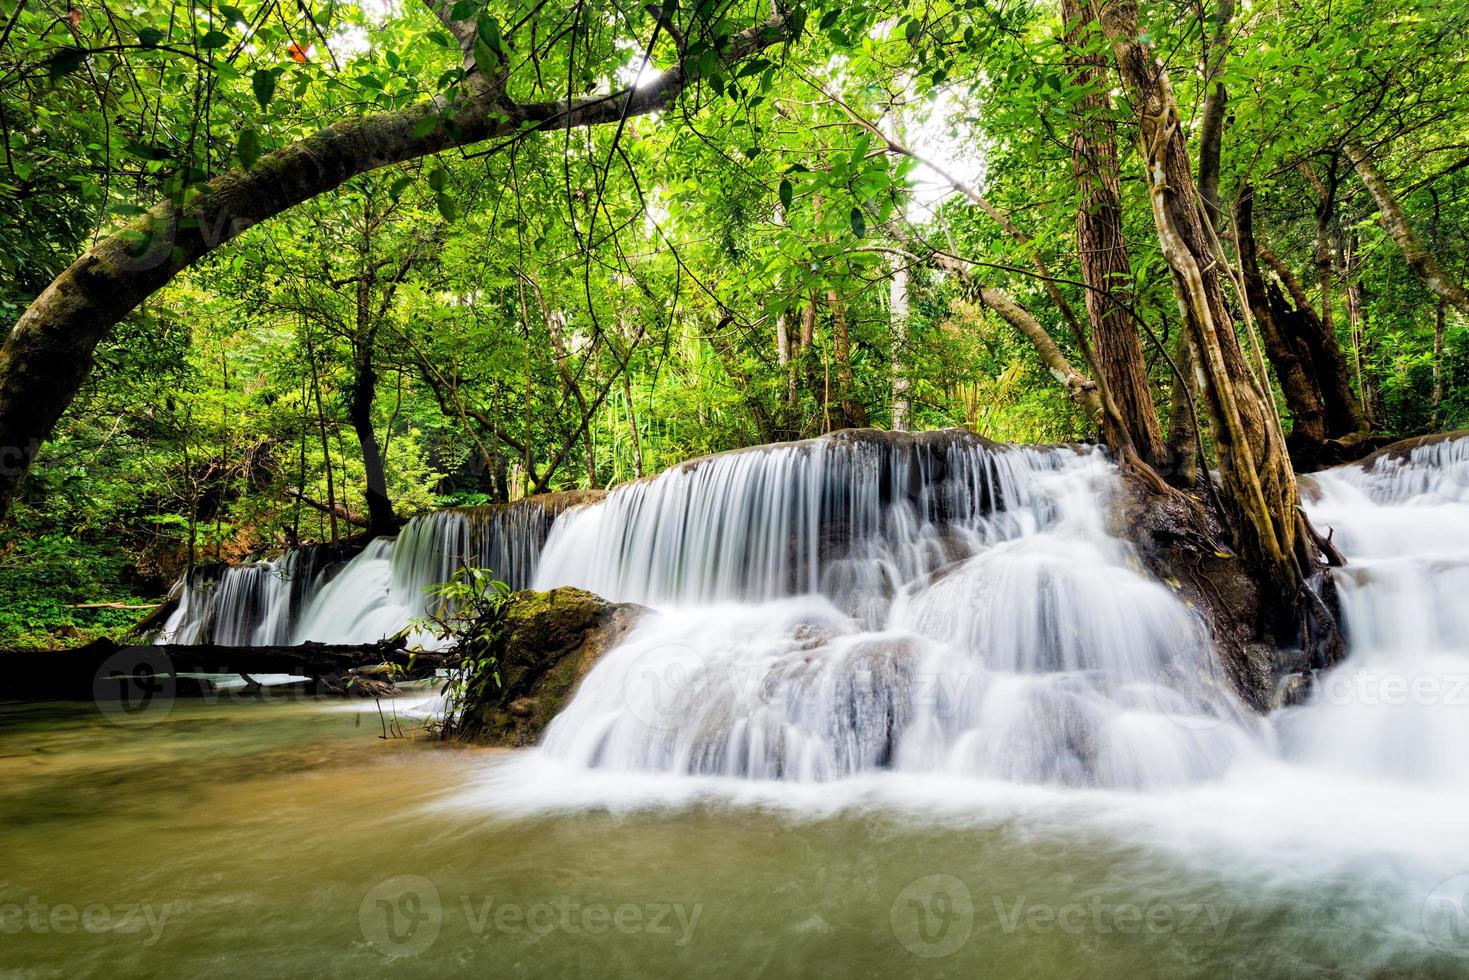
(9, 430, 1469, 977)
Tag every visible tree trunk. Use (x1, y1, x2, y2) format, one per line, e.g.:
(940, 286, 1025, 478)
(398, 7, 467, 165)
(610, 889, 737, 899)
(350, 267, 396, 536)
(540, 305, 599, 489)
(1236, 188, 1328, 453)
(1310, 161, 1339, 359)
(1340, 233, 1385, 426)
(348, 349, 395, 536)
(827, 289, 867, 429)
(889, 262, 912, 431)
(1100, 0, 1310, 603)
(977, 288, 1105, 422)
(622, 371, 644, 478)
(1257, 245, 1367, 437)
(1062, 0, 1167, 467)
(1165, 329, 1201, 482)
(0, 12, 794, 522)
(1433, 299, 1447, 428)
(1346, 141, 1469, 316)
(1195, 0, 1235, 234)
(307, 343, 338, 544)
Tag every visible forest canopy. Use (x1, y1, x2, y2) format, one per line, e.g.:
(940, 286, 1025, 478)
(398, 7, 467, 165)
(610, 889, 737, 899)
(2, 0, 1467, 645)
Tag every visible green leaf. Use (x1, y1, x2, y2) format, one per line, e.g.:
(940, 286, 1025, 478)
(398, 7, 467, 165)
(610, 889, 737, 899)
(450, 0, 477, 19)
(251, 69, 276, 110)
(389, 175, 413, 201)
(905, 18, 921, 41)
(428, 168, 447, 192)
(779, 178, 793, 211)
(237, 128, 261, 168)
(436, 192, 458, 222)
(410, 115, 439, 139)
(200, 30, 229, 49)
(219, 5, 246, 25)
(477, 14, 504, 54)
(47, 48, 86, 81)
(138, 27, 165, 47)
(818, 9, 840, 29)
(849, 206, 865, 237)
(474, 37, 496, 73)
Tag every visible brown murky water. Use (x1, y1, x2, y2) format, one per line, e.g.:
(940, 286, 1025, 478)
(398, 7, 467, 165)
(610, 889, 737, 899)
(0, 694, 1463, 979)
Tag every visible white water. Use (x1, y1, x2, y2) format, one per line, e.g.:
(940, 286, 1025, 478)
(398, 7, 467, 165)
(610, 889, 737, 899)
(1282, 437, 1469, 784)
(156, 502, 555, 645)
(159, 429, 1469, 804)
(139, 429, 1469, 969)
(533, 433, 1261, 789)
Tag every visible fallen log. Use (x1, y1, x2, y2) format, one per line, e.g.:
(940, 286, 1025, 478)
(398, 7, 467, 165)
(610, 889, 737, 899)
(0, 639, 454, 701)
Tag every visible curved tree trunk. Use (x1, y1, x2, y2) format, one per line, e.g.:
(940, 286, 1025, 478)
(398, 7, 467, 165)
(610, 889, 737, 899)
(0, 13, 793, 522)
(1099, 0, 1311, 604)
(1347, 141, 1469, 316)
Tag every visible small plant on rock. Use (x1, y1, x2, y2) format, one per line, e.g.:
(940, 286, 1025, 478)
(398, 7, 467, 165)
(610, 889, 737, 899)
(414, 565, 513, 738)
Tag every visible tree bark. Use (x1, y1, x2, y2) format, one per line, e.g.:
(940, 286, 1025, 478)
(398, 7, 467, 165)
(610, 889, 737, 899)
(1346, 141, 1469, 316)
(350, 259, 397, 536)
(977, 287, 1105, 422)
(1061, 0, 1167, 467)
(827, 289, 867, 429)
(1433, 298, 1447, 428)
(1100, 0, 1308, 600)
(0, 12, 794, 521)
(1195, 0, 1235, 234)
(889, 262, 912, 431)
(1257, 244, 1367, 437)
(1339, 231, 1385, 426)
(1165, 329, 1200, 482)
(1235, 188, 1328, 452)
(348, 347, 395, 535)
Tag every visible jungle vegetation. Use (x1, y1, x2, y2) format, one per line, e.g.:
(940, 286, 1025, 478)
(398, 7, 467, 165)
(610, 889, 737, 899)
(1, 0, 1466, 645)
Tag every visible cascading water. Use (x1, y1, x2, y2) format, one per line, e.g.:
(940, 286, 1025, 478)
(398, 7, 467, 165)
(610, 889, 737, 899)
(156, 501, 559, 645)
(1283, 436, 1469, 784)
(532, 431, 1262, 789)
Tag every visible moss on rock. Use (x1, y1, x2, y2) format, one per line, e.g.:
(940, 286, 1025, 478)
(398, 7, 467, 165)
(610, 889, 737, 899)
(455, 586, 643, 746)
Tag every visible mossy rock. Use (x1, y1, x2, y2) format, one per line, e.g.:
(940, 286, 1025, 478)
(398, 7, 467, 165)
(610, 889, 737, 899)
(457, 587, 643, 746)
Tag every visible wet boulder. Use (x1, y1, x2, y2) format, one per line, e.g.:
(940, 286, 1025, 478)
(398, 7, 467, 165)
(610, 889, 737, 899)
(454, 587, 643, 746)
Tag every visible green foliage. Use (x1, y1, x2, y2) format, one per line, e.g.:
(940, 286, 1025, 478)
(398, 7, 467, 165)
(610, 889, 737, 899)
(2, 0, 1468, 645)
(416, 566, 514, 738)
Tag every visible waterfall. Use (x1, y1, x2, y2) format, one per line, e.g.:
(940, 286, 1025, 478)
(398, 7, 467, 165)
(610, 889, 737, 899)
(534, 431, 1262, 789)
(156, 501, 560, 645)
(1284, 435, 1469, 784)
(155, 545, 342, 646)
